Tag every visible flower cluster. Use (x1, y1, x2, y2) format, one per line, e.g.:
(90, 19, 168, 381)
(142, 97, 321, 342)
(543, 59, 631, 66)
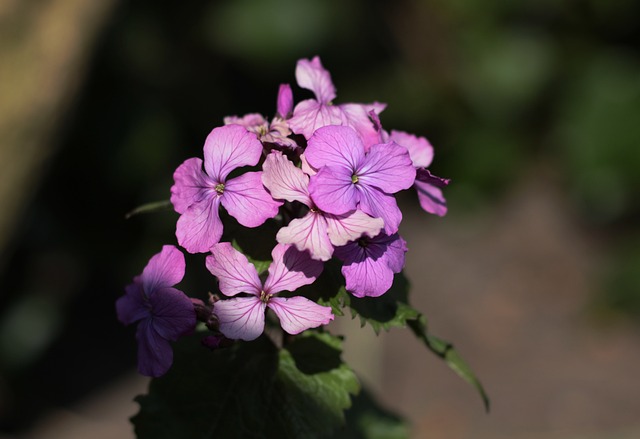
(116, 56, 449, 377)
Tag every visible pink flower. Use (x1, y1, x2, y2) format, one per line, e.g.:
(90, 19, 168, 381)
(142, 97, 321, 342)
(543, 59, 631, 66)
(170, 125, 282, 253)
(207, 243, 333, 341)
(262, 150, 383, 261)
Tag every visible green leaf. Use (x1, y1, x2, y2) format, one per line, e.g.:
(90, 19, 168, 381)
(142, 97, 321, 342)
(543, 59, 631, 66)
(125, 200, 173, 219)
(407, 315, 491, 412)
(132, 332, 359, 439)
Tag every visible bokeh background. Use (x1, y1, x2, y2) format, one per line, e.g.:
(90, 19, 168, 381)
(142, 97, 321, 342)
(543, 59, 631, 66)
(1, 0, 639, 438)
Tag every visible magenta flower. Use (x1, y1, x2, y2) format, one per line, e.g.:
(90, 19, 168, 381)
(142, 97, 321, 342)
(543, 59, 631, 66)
(288, 56, 385, 147)
(334, 233, 408, 298)
(170, 125, 282, 253)
(305, 125, 416, 235)
(262, 150, 383, 261)
(115, 246, 196, 377)
(206, 242, 333, 341)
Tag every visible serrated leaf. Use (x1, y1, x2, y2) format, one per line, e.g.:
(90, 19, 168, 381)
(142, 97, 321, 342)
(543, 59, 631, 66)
(132, 332, 359, 439)
(125, 200, 173, 219)
(407, 315, 490, 412)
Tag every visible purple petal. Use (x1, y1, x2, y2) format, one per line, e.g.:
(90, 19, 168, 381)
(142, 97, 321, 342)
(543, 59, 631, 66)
(223, 113, 268, 131)
(116, 281, 149, 326)
(340, 103, 387, 152)
(135, 319, 173, 377)
(276, 212, 334, 261)
(263, 244, 323, 294)
(295, 56, 336, 104)
(141, 245, 185, 293)
(222, 172, 282, 227)
(261, 151, 311, 206)
(372, 233, 408, 273)
(305, 125, 365, 171)
(415, 179, 448, 216)
(300, 154, 317, 176)
(389, 130, 434, 168)
(176, 196, 223, 254)
(268, 296, 334, 335)
(203, 125, 263, 181)
(357, 186, 403, 235)
(416, 168, 451, 188)
(335, 243, 394, 298)
(288, 99, 344, 139)
(357, 142, 416, 194)
(148, 286, 196, 341)
(277, 83, 294, 118)
(308, 165, 359, 215)
(213, 296, 266, 341)
(325, 210, 384, 247)
(170, 158, 211, 215)
(206, 242, 262, 297)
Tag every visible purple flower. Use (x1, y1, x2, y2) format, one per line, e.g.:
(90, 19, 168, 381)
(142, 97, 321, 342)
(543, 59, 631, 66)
(206, 242, 334, 341)
(334, 233, 408, 298)
(170, 125, 283, 253)
(277, 83, 294, 118)
(115, 246, 196, 377)
(262, 150, 383, 261)
(288, 56, 385, 147)
(305, 125, 416, 235)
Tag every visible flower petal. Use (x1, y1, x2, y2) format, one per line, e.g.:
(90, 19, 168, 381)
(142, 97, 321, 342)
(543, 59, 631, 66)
(206, 242, 262, 297)
(268, 296, 334, 335)
(263, 244, 323, 294)
(176, 196, 223, 254)
(141, 245, 185, 292)
(325, 210, 384, 247)
(277, 83, 293, 117)
(295, 56, 336, 104)
(170, 157, 211, 215)
(262, 151, 311, 206)
(288, 99, 344, 139)
(148, 286, 196, 341)
(222, 171, 282, 227)
(335, 243, 394, 298)
(340, 102, 386, 152)
(308, 165, 359, 215)
(203, 125, 263, 181)
(213, 296, 266, 341)
(135, 319, 173, 377)
(415, 179, 448, 216)
(357, 142, 416, 194)
(116, 281, 148, 326)
(276, 212, 333, 261)
(357, 186, 403, 235)
(305, 125, 365, 171)
(389, 130, 434, 168)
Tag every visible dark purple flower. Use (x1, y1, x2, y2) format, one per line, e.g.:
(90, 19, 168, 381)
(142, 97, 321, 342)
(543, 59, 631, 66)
(116, 246, 196, 377)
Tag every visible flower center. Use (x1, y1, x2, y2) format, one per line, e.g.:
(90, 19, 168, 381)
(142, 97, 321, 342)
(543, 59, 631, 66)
(215, 183, 225, 194)
(351, 174, 359, 184)
(259, 290, 272, 303)
(357, 237, 369, 248)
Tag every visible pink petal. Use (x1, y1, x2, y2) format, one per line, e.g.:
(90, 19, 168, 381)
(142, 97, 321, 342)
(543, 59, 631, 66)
(170, 157, 211, 215)
(357, 186, 403, 235)
(288, 99, 344, 139)
(340, 250, 395, 298)
(295, 56, 336, 104)
(206, 242, 262, 297)
(203, 125, 263, 181)
(141, 245, 185, 292)
(223, 113, 268, 131)
(276, 212, 333, 261)
(357, 142, 416, 194)
(415, 180, 448, 216)
(213, 296, 266, 341)
(389, 130, 434, 168)
(300, 154, 317, 176)
(325, 210, 384, 247)
(340, 102, 386, 152)
(305, 125, 365, 171)
(308, 165, 359, 215)
(176, 196, 224, 254)
(262, 151, 312, 206)
(263, 244, 323, 294)
(277, 83, 293, 117)
(222, 171, 282, 227)
(268, 296, 334, 335)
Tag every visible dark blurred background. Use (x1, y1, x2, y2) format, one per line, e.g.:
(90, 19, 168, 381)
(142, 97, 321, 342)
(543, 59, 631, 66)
(1, 0, 639, 438)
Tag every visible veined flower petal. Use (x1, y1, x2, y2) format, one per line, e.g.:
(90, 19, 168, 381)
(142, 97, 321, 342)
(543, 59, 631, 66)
(222, 172, 282, 228)
(325, 210, 384, 247)
(176, 196, 224, 254)
(276, 212, 333, 261)
(170, 157, 211, 215)
(262, 151, 312, 206)
(135, 319, 173, 377)
(263, 244, 323, 294)
(357, 185, 403, 235)
(203, 125, 263, 181)
(305, 125, 365, 171)
(308, 165, 359, 215)
(357, 142, 416, 194)
(288, 99, 344, 139)
(295, 56, 336, 104)
(268, 296, 334, 335)
(148, 286, 196, 341)
(213, 296, 266, 341)
(415, 179, 448, 216)
(206, 243, 262, 297)
(141, 245, 185, 293)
